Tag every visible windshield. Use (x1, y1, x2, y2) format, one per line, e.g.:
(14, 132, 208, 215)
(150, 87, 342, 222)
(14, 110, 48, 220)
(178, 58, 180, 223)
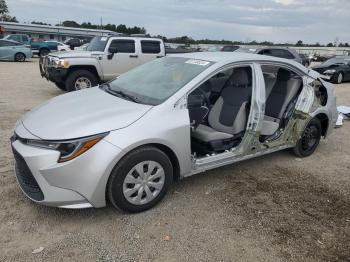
(322, 57, 349, 66)
(86, 36, 107, 52)
(104, 57, 213, 105)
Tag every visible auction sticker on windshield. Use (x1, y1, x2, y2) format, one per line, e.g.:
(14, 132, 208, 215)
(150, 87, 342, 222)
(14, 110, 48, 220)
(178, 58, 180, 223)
(185, 59, 211, 66)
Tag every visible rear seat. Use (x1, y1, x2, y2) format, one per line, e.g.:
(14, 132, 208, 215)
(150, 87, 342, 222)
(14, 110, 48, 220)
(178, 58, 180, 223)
(261, 69, 302, 136)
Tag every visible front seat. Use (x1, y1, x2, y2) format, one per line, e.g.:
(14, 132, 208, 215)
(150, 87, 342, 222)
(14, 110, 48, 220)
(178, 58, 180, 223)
(192, 67, 252, 147)
(261, 68, 302, 136)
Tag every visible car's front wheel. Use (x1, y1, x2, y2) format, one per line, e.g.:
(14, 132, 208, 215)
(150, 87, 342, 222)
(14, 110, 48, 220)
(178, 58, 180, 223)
(293, 118, 321, 157)
(14, 52, 26, 62)
(334, 72, 343, 84)
(65, 69, 98, 92)
(107, 146, 173, 213)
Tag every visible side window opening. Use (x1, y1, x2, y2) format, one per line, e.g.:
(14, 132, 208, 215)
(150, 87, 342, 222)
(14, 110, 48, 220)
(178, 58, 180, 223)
(260, 65, 304, 141)
(141, 40, 161, 54)
(109, 39, 135, 53)
(188, 66, 253, 157)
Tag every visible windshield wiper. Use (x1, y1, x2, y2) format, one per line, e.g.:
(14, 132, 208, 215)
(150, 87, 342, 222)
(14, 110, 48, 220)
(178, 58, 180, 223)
(103, 83, 140, 103)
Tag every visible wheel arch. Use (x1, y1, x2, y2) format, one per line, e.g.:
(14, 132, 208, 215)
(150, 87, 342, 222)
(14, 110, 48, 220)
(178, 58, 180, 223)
(67, 65, 101, 81)
(14, 52, 26, 60)
(148, 143, 181, 181)
(112, 143, 181, 182)
(314, 113, 329, 137)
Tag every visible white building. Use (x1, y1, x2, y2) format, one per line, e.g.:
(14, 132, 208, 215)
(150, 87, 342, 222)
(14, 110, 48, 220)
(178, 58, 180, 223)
(0, 21, 114, 42)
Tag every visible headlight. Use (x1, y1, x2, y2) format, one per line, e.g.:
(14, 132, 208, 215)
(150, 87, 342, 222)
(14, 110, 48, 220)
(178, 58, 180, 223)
(57, 59, 70, 68)
(25, 133, 108, 163)
(52, 58, 69, 68)
(323, 69, 336, 74)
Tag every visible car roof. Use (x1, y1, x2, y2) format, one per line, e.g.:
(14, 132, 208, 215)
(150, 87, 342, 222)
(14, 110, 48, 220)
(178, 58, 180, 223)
(169, 51, 310, 74)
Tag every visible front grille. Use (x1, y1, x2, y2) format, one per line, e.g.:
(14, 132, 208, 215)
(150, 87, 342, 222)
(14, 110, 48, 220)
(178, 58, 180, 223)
(12, 148, 44, 201)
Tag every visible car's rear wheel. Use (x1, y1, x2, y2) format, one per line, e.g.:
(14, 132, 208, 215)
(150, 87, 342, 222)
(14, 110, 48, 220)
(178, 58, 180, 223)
(14, 52, 26, 62)
(107, 146, 173, 213)
(293, 118, 321, 157)
(39, 48, 50, 57)
(55, 82, 67, 91)
(65, 70, 98, 92)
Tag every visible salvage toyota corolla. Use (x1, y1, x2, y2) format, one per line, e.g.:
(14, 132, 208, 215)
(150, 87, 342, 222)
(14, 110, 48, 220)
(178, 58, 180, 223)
(11, 52, 338, 212)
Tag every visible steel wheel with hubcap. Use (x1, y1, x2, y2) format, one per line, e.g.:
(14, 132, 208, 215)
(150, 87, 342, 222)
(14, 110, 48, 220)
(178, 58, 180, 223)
(123, 161, 165, 205)
(14, 53, 26, 62)
(293, 118, 321, 157)
(108, 146, 173, 213)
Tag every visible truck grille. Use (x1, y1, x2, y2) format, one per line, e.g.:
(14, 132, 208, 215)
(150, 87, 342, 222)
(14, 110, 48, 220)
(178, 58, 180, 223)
(12, 148, 44, 201)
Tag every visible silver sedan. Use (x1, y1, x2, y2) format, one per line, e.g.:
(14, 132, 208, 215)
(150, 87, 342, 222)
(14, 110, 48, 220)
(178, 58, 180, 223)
(11, 52, 337, 212)
(0, 39, 32, 62)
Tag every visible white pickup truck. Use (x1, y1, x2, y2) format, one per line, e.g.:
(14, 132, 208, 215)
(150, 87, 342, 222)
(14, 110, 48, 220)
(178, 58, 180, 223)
(39, 35, 165, 91)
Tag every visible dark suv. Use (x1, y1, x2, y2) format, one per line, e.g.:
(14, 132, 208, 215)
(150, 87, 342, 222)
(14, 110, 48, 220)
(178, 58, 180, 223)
(256, 48, 305, 66)
(64, 38, 83, 50)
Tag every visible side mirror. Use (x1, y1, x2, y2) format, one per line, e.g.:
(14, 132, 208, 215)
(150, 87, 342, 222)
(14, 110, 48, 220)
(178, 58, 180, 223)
(107, 46, 118, 60)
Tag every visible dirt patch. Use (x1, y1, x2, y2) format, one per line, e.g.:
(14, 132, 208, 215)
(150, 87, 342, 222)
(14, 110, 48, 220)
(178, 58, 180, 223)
(215, 166, 350, 261)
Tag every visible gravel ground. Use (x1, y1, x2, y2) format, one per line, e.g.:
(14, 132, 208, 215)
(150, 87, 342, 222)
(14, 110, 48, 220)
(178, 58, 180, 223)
(0, 59, 350, 262)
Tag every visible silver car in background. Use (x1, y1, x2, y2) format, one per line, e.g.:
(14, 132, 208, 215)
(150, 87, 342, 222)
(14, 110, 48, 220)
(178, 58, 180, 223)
(11, 52, 337, 212)
(0, 39, 32, 62)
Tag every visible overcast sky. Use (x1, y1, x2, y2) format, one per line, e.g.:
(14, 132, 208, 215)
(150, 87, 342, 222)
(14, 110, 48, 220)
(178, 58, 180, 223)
(6, 0, 350, 44)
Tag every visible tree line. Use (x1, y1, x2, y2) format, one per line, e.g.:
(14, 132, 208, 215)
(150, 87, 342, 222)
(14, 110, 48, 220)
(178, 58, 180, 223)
(1, 0, 349, 47)
(0, 0, 17, 22)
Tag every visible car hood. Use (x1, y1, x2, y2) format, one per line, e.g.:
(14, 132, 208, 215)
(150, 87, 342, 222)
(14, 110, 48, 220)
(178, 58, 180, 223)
(50, 50, 104, 59)
(311, 66, 327, 73)
(21, 87, 152, 140)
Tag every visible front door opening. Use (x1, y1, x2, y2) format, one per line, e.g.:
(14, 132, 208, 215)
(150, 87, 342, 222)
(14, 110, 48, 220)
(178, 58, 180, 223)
(188, 66, 253, 157)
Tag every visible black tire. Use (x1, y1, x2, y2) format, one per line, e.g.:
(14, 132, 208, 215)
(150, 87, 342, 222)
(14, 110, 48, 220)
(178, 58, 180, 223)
(293, 118, 321, 157)
(14, 52, 26, 62)
(333, 72, 343, 84)
(65, 69, 98, 92)
(107, 146, 173, 213)
(55, 82, 67, 91)
(39, 48, 50, 57)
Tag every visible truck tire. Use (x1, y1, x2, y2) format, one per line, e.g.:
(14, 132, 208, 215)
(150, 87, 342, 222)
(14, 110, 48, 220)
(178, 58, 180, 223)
(39, 48, 50, 57)
(65, 69, 98, 92)
(55, 82, 67, 91)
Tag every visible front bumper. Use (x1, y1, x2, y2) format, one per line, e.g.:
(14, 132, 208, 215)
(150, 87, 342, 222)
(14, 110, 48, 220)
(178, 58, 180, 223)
(39, 56, 68, 83)
(11, 124, 123, 208)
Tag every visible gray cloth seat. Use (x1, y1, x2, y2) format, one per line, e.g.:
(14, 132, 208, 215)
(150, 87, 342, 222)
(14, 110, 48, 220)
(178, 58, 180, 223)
(263, 73, 277, 100)
(192, 67, 252, 143)
(261, 68, 302, 136)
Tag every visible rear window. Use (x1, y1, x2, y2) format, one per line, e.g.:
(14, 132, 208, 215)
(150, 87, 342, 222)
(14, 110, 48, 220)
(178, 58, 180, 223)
(141, 40, 161, 54)
(269, 49, 294, 59)
(109, 40, 135, 53)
